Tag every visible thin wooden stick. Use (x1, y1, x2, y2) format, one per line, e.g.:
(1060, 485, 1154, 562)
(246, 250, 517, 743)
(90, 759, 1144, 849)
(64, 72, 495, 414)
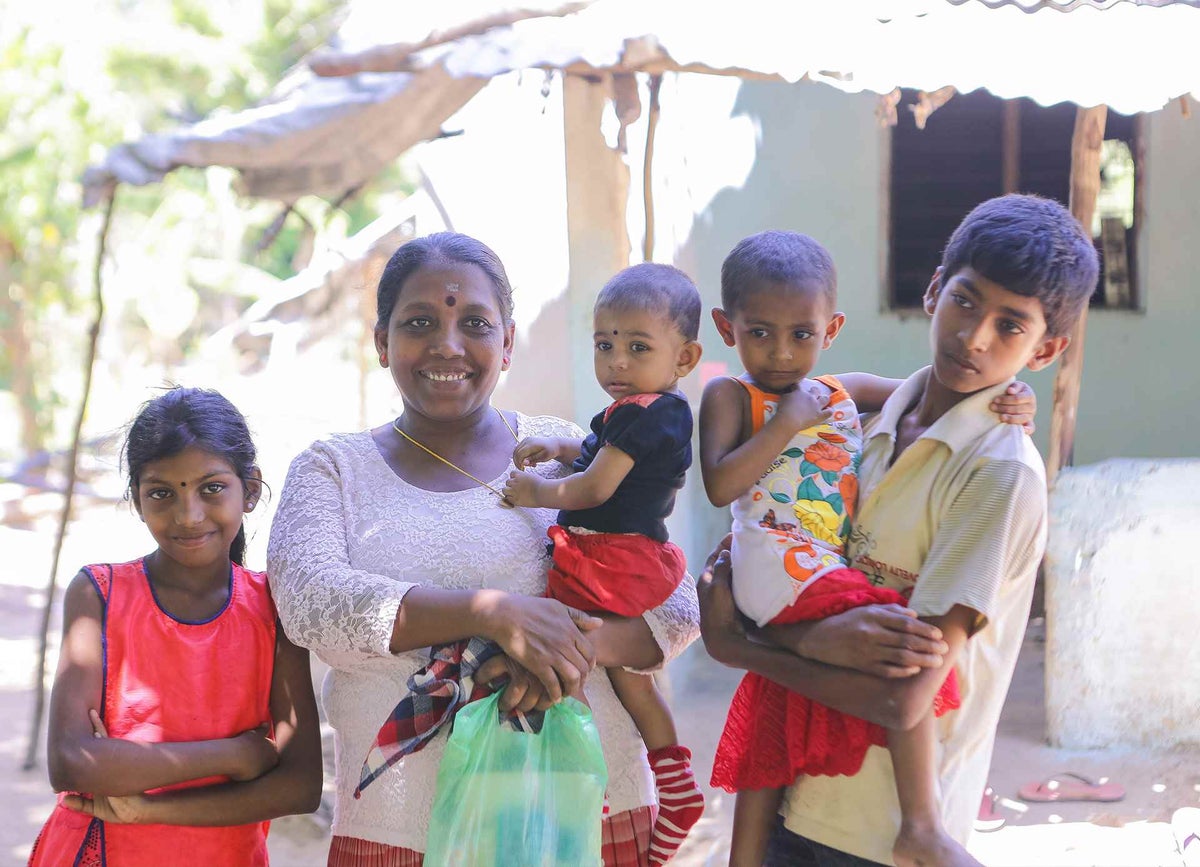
(1002, 99, 1021, 193)
(1047, 105, 1106, 486)
(23, 188, 117, 770)
(642, 75, 662, 263)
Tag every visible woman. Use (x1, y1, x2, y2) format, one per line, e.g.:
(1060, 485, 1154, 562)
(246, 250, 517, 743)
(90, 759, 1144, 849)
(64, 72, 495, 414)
(266, 232, 700, 866)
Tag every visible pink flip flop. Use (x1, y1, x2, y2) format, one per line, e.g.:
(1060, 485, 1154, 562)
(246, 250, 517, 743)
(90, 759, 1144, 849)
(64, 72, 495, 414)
(974, 786, 1005, 832)
(1017, 772, 1125, 803)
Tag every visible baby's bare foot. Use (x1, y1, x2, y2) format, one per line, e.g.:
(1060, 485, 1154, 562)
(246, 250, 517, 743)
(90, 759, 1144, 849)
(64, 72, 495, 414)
(893, 822, 984, 867)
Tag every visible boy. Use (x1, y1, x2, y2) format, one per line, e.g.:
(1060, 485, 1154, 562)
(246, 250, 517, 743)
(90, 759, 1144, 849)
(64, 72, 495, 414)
(698, 194, 1099, 865)
(503, 263, 706, 865)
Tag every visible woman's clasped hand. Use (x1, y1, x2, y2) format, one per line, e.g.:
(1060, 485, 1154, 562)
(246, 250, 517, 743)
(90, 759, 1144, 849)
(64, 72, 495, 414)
(475, 594, 602, 711)
(698, 535, 948, 678)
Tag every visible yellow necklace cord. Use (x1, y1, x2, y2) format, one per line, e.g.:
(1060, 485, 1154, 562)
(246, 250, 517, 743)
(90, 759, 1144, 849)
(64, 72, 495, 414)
(391, 407, 519, 498)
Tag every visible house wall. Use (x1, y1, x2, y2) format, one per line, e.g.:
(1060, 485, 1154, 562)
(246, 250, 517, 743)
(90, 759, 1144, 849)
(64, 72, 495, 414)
(1043, 458, 1200, 749)
(671, 81, 1200, 747)
(678, 79, 1200, 467)
(415, 73, 1200, 579)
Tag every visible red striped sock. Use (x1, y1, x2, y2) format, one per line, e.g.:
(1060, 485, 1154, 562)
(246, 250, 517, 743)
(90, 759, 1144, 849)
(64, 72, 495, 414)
(646, 745, 704, 865)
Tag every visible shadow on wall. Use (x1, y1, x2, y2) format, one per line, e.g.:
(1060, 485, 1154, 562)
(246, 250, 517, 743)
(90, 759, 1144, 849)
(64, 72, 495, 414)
(669, 80, 962, 573)
(496, 287, 575, 424)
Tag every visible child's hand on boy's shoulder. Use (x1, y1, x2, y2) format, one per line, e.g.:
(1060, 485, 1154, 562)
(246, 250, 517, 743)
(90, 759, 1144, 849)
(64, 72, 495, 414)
(513, 436, 560, 468)
(990, 381, 1038, 434)
(774, 382, 833, 432)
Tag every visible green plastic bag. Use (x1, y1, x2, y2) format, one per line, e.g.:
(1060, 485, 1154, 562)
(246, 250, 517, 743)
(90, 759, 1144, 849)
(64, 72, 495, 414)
(424, 692, 608, 867)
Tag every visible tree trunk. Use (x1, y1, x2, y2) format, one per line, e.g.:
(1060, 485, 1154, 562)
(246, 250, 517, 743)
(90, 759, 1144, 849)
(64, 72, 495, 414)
(23, 191, 116, 770)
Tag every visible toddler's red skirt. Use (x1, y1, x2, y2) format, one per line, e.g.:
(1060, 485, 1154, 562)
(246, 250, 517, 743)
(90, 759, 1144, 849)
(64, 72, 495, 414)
(546, 525, 686, 618)
(710, 567, 960, 792)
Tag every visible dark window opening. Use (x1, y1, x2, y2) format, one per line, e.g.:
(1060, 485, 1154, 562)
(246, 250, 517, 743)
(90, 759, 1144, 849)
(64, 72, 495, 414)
(889, 89, 1140, 311)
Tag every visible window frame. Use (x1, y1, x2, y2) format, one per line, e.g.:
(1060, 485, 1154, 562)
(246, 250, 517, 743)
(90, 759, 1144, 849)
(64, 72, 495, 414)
(881, 92, 1145, 314)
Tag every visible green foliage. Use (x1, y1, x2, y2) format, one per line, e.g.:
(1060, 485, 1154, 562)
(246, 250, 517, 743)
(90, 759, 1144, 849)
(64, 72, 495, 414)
(0, 0, 370, 456)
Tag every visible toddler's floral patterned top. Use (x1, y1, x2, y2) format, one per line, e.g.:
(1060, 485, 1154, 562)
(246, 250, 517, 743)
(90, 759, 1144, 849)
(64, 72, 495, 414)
(730, 377, 863, 626)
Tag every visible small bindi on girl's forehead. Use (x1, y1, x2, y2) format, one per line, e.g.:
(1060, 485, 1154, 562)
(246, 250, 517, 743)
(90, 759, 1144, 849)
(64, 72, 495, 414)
(613, 329, 619, 335)
(445, 295, 457, 307)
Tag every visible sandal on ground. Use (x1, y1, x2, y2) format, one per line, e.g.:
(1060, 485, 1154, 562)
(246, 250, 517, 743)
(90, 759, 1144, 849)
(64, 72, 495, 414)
(974, 786, 1005, 832)
(1017, 772, 1124, 803)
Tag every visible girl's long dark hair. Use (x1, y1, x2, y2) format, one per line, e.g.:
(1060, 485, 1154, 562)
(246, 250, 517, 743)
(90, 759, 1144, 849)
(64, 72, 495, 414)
(124, 387, 257, 565)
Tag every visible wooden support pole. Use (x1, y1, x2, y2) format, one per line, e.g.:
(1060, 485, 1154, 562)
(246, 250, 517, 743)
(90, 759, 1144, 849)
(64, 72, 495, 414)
(1002, 100, 1021, 194)
(23, 189, 116, 770)
(1046, 105, 1107, 485)
(563, 74, 631, 421)
(642, 75, 662, 262)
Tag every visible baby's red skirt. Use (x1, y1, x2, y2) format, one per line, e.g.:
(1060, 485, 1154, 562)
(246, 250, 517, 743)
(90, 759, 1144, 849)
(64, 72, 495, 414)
(546, 525, 687, 617)
(710, 567, 960, 793)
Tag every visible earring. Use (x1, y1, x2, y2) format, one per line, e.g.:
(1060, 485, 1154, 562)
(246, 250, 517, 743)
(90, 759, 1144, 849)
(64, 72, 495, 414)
(379, 353, 388, 367)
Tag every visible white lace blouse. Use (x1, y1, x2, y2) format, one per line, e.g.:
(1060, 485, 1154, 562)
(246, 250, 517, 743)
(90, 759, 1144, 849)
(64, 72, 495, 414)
(266, 413, 701, 851)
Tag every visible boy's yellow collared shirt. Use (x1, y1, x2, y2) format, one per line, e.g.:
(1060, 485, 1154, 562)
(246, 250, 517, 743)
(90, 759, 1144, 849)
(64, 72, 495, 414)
(780, 366, 1048, 863)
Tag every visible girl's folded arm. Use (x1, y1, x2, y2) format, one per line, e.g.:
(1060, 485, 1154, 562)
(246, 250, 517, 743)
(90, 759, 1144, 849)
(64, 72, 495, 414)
(101, 628, 324, 825)
(48, 573, 265, 796)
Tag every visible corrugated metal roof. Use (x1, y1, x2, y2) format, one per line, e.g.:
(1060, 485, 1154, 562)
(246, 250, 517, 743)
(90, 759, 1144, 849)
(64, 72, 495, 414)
(83, 67, 484, 205)
(403, 0, 1200, 113)
(84, 0, 1200, 203)
(947, 0, 1200, 11)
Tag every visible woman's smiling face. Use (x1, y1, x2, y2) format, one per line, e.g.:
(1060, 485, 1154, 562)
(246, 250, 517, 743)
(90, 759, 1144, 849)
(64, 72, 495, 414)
(375, 261, 515, 423)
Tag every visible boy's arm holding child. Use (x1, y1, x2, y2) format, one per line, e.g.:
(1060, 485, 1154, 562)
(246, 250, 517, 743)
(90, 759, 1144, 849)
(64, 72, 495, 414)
(701, 547, 973, 730)
(504, 437, 634, 511)
(699, 377, 831, 507)
(702, 455, 1045, 729)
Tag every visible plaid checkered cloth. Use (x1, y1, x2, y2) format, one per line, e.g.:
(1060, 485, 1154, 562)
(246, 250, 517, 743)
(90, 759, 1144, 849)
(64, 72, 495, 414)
(355, 637, 508, 798)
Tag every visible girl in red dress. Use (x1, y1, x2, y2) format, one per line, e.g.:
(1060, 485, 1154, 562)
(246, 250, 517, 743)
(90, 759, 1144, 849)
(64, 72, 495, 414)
(29, 388, 322, 867)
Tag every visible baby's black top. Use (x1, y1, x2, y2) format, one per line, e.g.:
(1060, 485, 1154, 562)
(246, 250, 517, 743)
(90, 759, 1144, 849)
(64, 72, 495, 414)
(557, 391, 692, 543)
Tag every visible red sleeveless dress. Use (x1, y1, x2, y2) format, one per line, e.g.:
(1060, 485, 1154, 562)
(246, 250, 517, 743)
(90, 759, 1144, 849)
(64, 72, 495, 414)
(29, 559, 277, 867)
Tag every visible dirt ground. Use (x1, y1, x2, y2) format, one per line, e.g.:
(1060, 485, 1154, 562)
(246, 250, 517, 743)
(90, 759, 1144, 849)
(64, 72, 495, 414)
(2, 511, 1197, 867)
